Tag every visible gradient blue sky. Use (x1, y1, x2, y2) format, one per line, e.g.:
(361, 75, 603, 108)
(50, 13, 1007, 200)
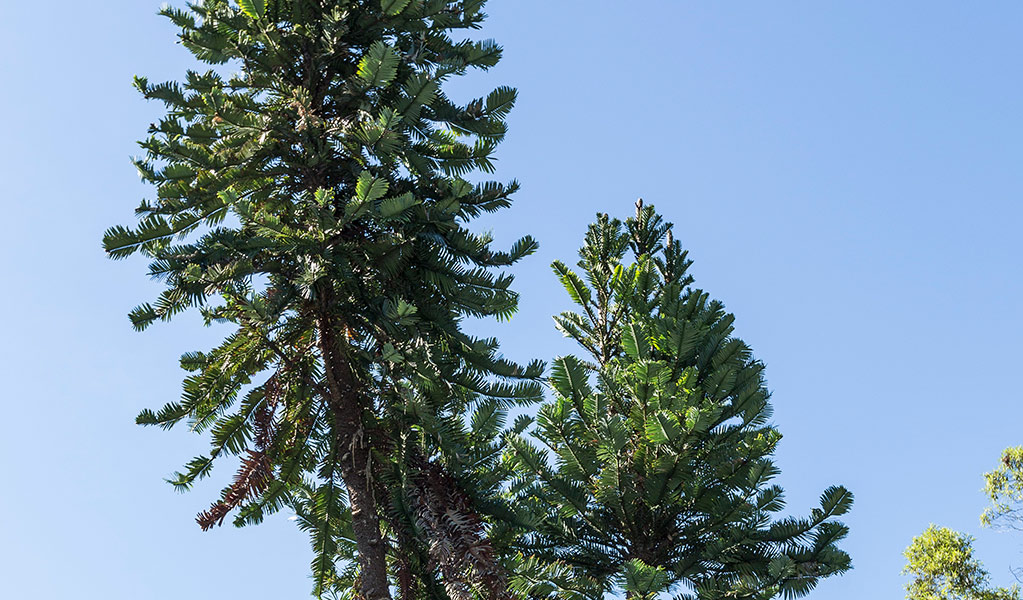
(2, 2, 1021, 598)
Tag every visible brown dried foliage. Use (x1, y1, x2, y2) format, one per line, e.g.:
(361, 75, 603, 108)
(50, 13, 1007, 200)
(407, 455, 513, 600)
(197, 375, 282, 531)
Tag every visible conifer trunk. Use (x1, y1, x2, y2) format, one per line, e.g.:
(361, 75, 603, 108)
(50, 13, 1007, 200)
(315, 303, 391, 600)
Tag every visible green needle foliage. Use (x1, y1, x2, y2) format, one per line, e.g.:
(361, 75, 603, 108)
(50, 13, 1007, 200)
(103, 2, 542, 599)
(506, 202, 854, 600)
(903, 526, 1020, 600)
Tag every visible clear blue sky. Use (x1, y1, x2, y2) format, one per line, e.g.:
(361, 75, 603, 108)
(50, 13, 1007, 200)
(2, 2, 1021, 598)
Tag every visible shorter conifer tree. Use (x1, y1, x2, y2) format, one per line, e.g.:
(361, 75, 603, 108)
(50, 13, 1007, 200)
(507, 202, 854, 600)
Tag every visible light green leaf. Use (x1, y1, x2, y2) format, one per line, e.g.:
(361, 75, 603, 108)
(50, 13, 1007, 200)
(356, 171, 389, 202)
(549, 355, 591, 404)
(552, 261, 592, 307)
(622, 322, 649, 360)
(684, 406, 700, 431)
(238, 0, 265, 19)
(624, 559, 669, 598)
(358, 41, 400, 89)
(645, 411, 680, 445)
(312, 189, 333, 207)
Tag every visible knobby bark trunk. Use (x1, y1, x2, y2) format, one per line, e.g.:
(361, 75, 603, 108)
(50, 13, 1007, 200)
(315, 305, 391, 600)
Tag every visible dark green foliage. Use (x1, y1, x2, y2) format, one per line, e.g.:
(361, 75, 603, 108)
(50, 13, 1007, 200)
(506, 202, 853, 600)
(105, 2, 541, 598)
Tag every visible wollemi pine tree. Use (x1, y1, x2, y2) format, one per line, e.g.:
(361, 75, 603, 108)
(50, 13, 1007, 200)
(507, 202, 854, 600)
(104, 2, 541, 599)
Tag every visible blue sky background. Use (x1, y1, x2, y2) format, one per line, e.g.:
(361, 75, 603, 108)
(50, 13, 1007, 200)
(2, 1, 1021, 598)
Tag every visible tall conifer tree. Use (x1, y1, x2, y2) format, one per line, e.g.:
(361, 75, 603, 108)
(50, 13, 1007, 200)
(103, 1, 542, 598)
(507, 203, 854, 600)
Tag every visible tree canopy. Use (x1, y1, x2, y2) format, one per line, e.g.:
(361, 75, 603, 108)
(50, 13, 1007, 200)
(902, 446, 1023, 600)
(983, 446, 1023, 532)
(903, 526, 1020, 600)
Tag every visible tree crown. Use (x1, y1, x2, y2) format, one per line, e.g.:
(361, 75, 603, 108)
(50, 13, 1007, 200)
(507, 202, 854, 600)
(904, 525, 1020, 600)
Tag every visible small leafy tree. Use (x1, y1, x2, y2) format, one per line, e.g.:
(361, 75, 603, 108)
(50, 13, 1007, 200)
(506, 202, 854, 600)
(979, 446, 1023, 583)
(983, 447, 1023, 531)
(104, 1, 542, 598)
(902, 447, 1023, 599)
(903, 526, 1020, 600)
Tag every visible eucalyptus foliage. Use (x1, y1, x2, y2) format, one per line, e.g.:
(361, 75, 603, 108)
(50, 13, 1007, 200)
(904, 526, 1020, 600)
(983, 446, 1023, 532)
(903, 447, 1023, 600)
(506, 203, 853, 600)
(104, 1, 542, 599)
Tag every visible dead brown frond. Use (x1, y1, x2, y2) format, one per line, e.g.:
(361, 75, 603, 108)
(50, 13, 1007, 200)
(197, 375, 282, 531)
(407, 455, 513, 600)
